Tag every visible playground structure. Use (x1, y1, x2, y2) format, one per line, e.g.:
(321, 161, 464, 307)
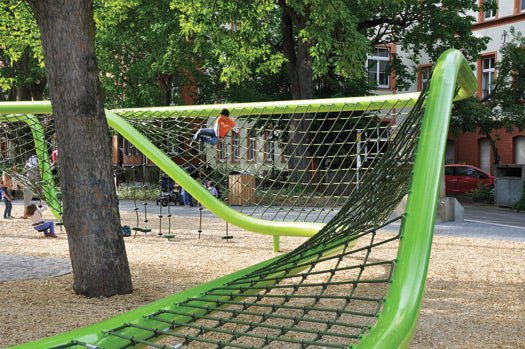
(0, 49, 477, 348)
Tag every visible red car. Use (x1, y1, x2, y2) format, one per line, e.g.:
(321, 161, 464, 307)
(445, 164, 495, 194)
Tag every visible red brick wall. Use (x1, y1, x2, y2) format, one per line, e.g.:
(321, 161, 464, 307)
(449, 127, 525, 174)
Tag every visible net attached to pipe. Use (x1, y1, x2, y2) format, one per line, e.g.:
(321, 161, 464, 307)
(100, 93, 422, 348)
(0, 114, 61, 216)
(113, 95, 415, 224)
(15, 86, 423, 348)
(0, 84, 426, 348)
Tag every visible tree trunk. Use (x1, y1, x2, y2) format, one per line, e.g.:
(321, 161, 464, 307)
(281, 5, 313, 184)
(27, 0, 132, 297)
(483, 131, 501, 166)
(156, 73, 172, 106)
(16, 48, 33, 101)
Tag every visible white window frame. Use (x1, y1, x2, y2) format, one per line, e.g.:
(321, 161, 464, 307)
(123, 139, 140, 156)
(247, 129, 256, 161)
(481, 56, 495, 99)
(367, 48, 390, 89)
(421, 68, 431, 88)
(483, 1, 497, 19)
(264, 132, 274, 162)
(231, 134, 240, 162)
(217, 140, 227, 162)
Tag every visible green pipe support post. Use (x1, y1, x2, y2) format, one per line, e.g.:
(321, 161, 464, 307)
(273, 235, 280, 252)
(354, 49, 477, 348)
(0, 112, 61, 219)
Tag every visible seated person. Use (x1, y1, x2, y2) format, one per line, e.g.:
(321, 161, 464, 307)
(25, 204, 57, 237)
(192, 108, 239, 145)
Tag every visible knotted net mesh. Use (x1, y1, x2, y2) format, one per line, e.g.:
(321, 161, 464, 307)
(0, 86, 426, 348)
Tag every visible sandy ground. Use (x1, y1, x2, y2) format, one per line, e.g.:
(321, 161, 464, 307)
(0, 203, 524, 348)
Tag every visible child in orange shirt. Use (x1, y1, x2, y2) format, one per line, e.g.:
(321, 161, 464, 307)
(192, 109, 239, 145)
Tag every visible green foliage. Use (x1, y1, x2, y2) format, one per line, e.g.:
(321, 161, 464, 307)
(118, 185, 160, 201)
(0, 1, 46, 100)
(94, 0, 200, 107)
(512, 183, 525, 211)
(171, 0, 486, 98)
(1, 0, 488, 105)
(469, 184, 493, 203)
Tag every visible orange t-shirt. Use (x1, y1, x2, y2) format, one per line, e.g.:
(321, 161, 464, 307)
(215, 116, 236, 138)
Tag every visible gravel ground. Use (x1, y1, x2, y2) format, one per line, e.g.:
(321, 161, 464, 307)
(0, 201, 524, 348)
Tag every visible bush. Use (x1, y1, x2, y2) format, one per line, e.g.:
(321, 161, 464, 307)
(118, 186, 160, 201)
(470, 184, 493, 203)
(512, 183, 525, 211)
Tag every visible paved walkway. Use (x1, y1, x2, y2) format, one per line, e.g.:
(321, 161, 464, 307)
(0, 255, 71, 282)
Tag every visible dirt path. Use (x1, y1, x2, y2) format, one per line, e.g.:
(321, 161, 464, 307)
(0, 204, 523, 348)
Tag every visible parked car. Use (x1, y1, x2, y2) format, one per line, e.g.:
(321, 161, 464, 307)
(445, 164, 495, 194)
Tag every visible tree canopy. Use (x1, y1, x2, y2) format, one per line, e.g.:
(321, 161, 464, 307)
(0, 1, 46, 100)
(172, 0, 489, 99)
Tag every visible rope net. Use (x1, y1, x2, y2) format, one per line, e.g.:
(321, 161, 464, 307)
(0, 87, 426, 348)
(113, 96, 416, 224)
(0, 114, 60, 216)
(96, 91, 424, 349)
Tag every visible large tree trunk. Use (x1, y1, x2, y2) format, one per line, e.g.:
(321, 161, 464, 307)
(27, 0, 132, 297)
(281, 5, 313, 184)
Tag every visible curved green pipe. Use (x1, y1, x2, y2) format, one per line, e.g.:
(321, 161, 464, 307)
(0, 113, 61, 218)
(354, 49, 477, 348)
(105, 110, 324, 238)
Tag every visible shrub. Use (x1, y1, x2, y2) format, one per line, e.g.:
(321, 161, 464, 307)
(118, 186, 160, 201)
(512, 183, 525, 211)
(470, 184, 493, 203)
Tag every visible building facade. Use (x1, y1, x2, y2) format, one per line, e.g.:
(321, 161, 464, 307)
(367, 1, 525, 174)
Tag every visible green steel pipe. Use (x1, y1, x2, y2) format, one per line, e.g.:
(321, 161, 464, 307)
(0, 101, 52, 115)
(112, 92, 420, 118)
(105, 110, 324, 238)
(354, 49, 477, 348)
(273, 235, 280, 252)
(25, 115, 61, 219)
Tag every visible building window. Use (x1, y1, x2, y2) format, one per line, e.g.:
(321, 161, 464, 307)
(479, 138, 491, 173)
(217, 140, 227, 162)
(367, 47, 390, 88)
(123, 139, 140, 156)
(0, 138, 8, 159)
(418, 65, 432, 91)
(356, 125, 391, 166)
(481, 55, 495, 99)
(480, 0, 497, 20)
(247, 129, 256, 161)
(515, 136, 525, 164)
(520, 0, 525, 12)
(231, 134, 240, 162)
(264, 132, 274, 162)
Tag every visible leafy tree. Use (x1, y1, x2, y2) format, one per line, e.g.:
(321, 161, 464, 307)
(0, 1, 46, 100)
(452, 28, 525, 164)
(93, 0, 293, 107)
(172, 0, 488, 100)
(26, 0, 132, 297)
(171, 0, 488, 182)
(94, 0, 202, 108)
